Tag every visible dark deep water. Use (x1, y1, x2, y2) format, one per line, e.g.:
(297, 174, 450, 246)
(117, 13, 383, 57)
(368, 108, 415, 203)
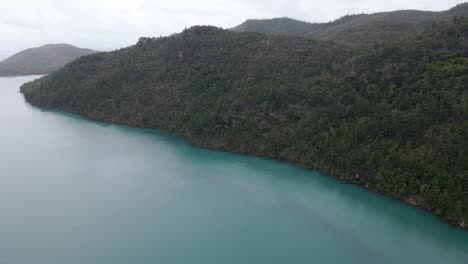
(1, 76, 467, 264)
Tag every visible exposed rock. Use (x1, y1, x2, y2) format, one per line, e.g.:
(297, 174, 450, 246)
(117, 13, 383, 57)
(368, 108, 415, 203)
(405, 197, 422, 206)
(137, 37, 157, 45)
(460, 220, 467, 229)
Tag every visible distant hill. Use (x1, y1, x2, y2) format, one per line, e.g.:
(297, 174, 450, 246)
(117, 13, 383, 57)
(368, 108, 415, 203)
(231, 17, 325, 36)
(231, 3, 468, 46)
(0, 44, 97, 76)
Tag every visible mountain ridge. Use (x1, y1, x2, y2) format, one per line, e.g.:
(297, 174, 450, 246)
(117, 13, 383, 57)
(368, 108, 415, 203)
(231, 3, 468, 45)
(0, 44, 97, 76)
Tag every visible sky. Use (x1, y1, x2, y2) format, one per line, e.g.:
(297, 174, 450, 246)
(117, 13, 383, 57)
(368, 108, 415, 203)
(1, 0, 466, 60)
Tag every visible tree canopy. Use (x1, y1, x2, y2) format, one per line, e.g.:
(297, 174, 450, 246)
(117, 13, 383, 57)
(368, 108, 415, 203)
(21, 19, 468, 229)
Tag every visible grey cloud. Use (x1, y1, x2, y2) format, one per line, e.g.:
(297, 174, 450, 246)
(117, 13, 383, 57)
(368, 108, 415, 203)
(0, 0, 466, 60)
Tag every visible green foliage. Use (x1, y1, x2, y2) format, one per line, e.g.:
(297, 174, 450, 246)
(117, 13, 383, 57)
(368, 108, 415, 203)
(231, 18, 324, 36)
(21, 20, 468, 227)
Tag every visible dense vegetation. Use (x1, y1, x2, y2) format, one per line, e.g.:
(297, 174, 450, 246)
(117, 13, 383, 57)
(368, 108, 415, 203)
(232, 3, 468, 46)
(231, 17, 324, 36)
(21, 17, 468, 229)
(0, 44, 96, 76)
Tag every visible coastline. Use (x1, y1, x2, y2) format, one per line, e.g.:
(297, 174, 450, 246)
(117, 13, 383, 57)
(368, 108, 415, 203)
(20, 92, 467, 231)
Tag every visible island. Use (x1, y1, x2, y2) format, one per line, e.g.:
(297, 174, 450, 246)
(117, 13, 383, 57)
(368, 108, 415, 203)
(20, 4, 468, 229)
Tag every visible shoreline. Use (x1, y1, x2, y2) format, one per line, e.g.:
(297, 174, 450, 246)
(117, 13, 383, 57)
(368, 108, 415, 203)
(21, 94, 467, 231)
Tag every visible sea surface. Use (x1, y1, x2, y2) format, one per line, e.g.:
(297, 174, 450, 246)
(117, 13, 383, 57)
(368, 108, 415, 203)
(1, 76, 467, 264)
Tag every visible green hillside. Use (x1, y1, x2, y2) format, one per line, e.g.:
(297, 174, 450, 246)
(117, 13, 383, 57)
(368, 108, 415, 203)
(232, 3, 468, 46)
(231, 17, 326, 36)
(21, 18, 468, 228)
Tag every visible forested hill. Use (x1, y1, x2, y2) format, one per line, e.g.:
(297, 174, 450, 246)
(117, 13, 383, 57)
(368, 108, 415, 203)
(231, 18, 324, 36)
(0, 44, 97, 76)
(21, 19, 468, 229)
(231, 2, 468, 46)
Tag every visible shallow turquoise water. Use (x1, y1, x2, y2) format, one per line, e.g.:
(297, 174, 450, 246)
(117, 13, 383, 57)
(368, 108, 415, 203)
(1, 76, 467, 264)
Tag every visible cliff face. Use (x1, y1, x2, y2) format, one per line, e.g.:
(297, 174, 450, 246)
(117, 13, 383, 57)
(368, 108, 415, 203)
(21, 20, 468, 229)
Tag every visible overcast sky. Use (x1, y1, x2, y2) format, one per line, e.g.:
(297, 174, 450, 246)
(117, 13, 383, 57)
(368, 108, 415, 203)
(1, 0, 466, 59)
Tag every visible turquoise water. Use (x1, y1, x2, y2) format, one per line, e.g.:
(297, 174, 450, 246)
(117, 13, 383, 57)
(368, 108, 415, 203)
(1, 76, 467, 264)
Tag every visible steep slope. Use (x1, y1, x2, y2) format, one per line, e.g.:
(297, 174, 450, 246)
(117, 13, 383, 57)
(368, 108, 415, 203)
(21, 20, 468, 229)
(231, 2, 468, 46)
(0, 44, 97, 76)
(443, 2, 468, 17)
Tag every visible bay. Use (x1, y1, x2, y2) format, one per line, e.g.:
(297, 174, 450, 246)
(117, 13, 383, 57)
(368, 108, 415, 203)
(0, 76, 467, 264)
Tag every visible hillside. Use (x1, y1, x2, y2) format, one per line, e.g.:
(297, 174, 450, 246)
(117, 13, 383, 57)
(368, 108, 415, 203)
(0, 44, 97, 76)
(231, 18, 325, 36)
(21, 18, 468, 229)
(231, 2, 468, 46)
